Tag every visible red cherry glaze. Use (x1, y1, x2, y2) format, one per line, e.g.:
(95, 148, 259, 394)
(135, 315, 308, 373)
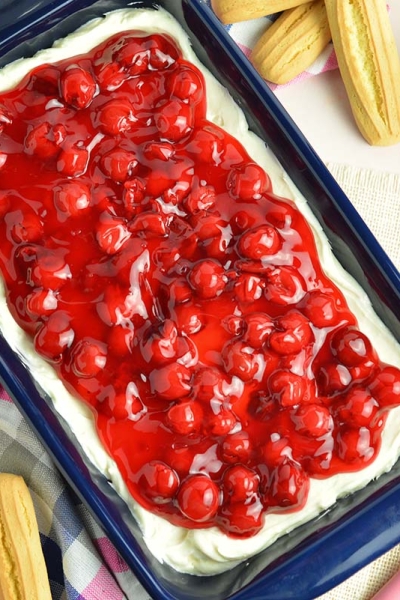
(269, 370, 307, 407)
(154, 99, 194, 142)
(148, 362, 191, 400)
(227, 163, 270, 200)
(25, 288, 58, 318)
(234, 273, 264, 303)
(243, 312, 273, 348)
(0, 106, 12, 133)
(166, 66, 203, 103)
(191, 367, 229, 402)
(129, 212, 167, 236)
(30, 251, 71, 290)
(316, 362, 352, 396)
(0, 31, 399, 537)
(33, 311, 74, 362)
(222, 340, 262, 382)
(184, 183, 216, 214)
(8, 210, 43, 244)
(54, 181, 91, 218)
(123, 178, 146, 216)
(222, 465, 260, 502)
(221, 431, 252, 464)
(107, 324, 134, 356)
(95, 213, 131, 254)
(94, 61, 125, 91)
(292, 403, 333, 437)
(137, 461, 179, 504)
(166, 400, 203, 435)
(112, 34, 179, 73)
(302, 290, 340, 328)
(262, 435, 292, 468)
(100, 148, 138, 183)
(0, 193, 10, 217)
(237, 224, 282, 260)
(70, 337, 107, 378)
(336, 426, 375, 463)
(267, 459, 309, 509)
(207, 407, 237, 436)
(187, 259, 227, 299)
(269, 311, 313, 355)
(60, 65, 97, 109)
(334, 387, 379, 427)
(107, 386, 146, 421)
(140, 319, 178, 365)
(217, 496, 264, 537)
(177, 475, 220, 522)
(96, 97, 135, 135)
(57, 144, 89, 177)
(29, 66, 60, 95)
(369, 366, 400, 408)
(331, 326, 377, 367)
(25, 122, 66, 158)
(264, 266, 306, 305)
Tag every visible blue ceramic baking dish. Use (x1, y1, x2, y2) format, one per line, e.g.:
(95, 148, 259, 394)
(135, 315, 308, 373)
(1, 1, 400, 599)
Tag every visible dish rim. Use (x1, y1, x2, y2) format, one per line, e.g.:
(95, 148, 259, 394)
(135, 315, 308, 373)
(0, 1, 400, 599)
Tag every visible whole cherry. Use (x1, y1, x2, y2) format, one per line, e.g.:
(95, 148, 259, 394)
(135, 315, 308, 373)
(177, 474, 220, 522)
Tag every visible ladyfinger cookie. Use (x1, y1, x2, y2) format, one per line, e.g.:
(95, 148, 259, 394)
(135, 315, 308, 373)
(211, 0, 314, 24)
(0, 474, 52, 600)
(251, 0, 331, 85)
(325, 0, 400, 146)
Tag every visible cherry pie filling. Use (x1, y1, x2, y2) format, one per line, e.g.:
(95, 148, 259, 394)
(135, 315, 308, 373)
(0, 31, 400, 537)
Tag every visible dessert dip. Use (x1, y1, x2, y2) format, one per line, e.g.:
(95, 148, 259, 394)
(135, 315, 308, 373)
(1, 6, 400, 576)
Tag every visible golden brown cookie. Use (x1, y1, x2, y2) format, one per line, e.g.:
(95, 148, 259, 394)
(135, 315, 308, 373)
(0, 474, 52, 600)
(211, 0, 314, 24)
(325, 0, 400, 146)
(251, 0, 331, 85)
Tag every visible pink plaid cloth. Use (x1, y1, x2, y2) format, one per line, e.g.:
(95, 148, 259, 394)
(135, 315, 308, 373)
(0, 386, 150, 600)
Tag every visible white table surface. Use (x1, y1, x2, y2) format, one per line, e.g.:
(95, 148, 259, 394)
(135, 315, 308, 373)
(274, 1, 400, 175)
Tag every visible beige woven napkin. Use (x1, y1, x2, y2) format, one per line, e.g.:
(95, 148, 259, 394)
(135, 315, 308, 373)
(316, 163, 400, 600)
(316, 545, 400, 600)
(326, 163, 400, 271)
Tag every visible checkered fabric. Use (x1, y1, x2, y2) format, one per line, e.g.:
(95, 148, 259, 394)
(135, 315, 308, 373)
(0, 387, 151, 600)
(204, 0, 338, 89)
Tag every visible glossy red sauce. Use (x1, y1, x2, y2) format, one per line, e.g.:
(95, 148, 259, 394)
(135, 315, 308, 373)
(1, 31, 400, 537)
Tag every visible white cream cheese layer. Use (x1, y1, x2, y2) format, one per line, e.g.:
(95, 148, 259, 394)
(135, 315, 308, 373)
(1, 8, 400, 575)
